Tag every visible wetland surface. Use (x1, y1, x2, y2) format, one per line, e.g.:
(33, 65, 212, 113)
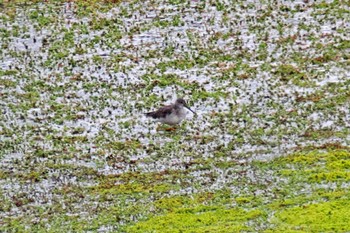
(1, 0, 350, 232)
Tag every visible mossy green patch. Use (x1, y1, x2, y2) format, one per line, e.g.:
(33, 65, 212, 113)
(309, 170, 350, 182)
(270, 199, 350, 232)
(257, 150, 350, 232)
(105, 139, 141, 151)
(258, 150, 350, 185)
(274, 64, 308, 86)
(126, 206, 263, 233)
(0, 70, 18, 76)
(92, 171, 179, 196)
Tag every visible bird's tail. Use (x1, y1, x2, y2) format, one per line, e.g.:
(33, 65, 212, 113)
(145, 112, 155, 118)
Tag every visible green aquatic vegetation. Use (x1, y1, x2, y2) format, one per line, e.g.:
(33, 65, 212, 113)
(141, 73, 200, 91)
(92, 171, 179, 196)
(192, 89, 227, 101)
(336, 39, 350, 50)
(10, 25, 21, 37)
(73, 0, 118, 17)
(0, 79, 17, 87)
(214, 1, 225, 11)
(22, 170, 43, 182)
(309, 170, 350, 182)
(274, 64, 308, 85)
(253, 151, 350, 231)
(1, 219, 26, 233)
(153, 18, 173, 28)
(105, 140, 141, 151)
(156, 59, 196, 72)
(0, 27, 11, 38)
(104, 27, 123, 41)
(154, 196, 190, 212)
(256, 42, 268, 60)
(92, 55, 103, 64)
(0, 70, 18, 76)
(48, 43, 70, 60)
(270, 199, 350, 232)
(1, 0, 350, 232)
(126, 206, 263, 233)
(261, 150, 350, 185)
(172, 15, 183, 27)
(312, 87, 350, 110)
(311, 45, 340, 65)
(29, 9, 53, 27)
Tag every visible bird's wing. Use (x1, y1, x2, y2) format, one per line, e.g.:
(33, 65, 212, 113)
(145, 104, 174, 118)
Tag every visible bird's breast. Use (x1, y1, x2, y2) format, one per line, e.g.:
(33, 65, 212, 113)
(161, 109, 187, 125)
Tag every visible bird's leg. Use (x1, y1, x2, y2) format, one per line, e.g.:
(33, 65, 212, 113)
(156, 124, 177, 131)
(165, 126, 177, 131)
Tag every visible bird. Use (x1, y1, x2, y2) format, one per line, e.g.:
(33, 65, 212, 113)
(145, 98, 196, 130)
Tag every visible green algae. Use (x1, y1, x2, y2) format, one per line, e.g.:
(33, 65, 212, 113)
(119, 149, 350, 232)
(126, 207, 262, 233)
(270, 199, 350, 232)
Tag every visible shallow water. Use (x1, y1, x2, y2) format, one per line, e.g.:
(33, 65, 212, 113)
(0, 0, 350, 230)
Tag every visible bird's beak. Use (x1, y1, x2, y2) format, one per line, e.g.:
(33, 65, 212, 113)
(185, 105, 197, 115)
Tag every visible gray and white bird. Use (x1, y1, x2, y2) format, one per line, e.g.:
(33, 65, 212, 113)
(145, 98, 196, 127)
